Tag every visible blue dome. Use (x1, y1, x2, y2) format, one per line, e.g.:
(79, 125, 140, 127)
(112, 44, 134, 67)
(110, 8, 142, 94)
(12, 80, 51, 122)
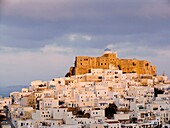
(104, 48, 111, 51)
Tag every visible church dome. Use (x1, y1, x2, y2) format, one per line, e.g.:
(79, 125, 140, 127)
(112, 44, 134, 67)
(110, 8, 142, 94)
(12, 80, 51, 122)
(104, 48, 111, 52)
(104, 48, 112, 54)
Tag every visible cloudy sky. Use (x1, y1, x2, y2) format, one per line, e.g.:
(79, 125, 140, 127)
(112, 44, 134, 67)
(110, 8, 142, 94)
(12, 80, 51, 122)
(0, 0, 170, 86)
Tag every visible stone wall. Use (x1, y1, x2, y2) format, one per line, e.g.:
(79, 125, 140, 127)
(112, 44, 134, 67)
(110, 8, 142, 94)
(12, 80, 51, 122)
(66, 52, 156, 76)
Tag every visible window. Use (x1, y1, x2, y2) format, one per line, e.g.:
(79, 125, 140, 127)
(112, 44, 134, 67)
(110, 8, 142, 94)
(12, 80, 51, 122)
(153, 107, 158, 110)
(98, 76, 102, 79)
(132, 62, 136, 66)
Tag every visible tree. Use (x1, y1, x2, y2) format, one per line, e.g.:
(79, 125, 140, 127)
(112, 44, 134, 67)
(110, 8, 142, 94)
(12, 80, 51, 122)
(83, 113, 90, 118)
(131, 117, 137, 123)
(105, 103, 117, 118)
(76, 110, 85, 118)
(68, 107, 90, 118)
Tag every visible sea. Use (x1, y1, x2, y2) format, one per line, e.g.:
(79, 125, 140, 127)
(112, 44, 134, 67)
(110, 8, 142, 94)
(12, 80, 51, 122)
(0, 85, 29, 97)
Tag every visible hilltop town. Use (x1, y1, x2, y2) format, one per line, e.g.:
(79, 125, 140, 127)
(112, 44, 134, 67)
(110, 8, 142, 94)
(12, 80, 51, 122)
(0, 49, 170, 128)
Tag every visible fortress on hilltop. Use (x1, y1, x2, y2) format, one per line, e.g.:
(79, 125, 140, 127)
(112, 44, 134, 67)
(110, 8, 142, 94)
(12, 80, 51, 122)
(66, 48, 156, 76)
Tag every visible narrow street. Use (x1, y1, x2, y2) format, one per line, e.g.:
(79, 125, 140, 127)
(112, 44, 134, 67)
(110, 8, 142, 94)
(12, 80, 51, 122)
(4, 108, 15, 128)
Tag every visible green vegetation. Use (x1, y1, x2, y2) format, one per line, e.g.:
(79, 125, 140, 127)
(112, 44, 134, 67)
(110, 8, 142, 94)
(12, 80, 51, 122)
(105, 103, 117, 119)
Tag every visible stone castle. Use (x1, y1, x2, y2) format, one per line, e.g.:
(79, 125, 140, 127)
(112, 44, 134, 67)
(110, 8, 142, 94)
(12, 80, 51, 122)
(66, 48, 156, 77)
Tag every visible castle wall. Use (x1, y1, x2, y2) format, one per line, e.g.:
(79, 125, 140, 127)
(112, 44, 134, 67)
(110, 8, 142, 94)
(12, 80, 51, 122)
(67, 52, 156, 76)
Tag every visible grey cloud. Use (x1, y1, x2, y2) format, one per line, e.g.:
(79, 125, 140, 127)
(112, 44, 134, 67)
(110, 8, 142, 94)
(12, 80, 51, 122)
(1, 0, 170, 21)
(1, 0, 170, 50)
(0, 0, 170, 86)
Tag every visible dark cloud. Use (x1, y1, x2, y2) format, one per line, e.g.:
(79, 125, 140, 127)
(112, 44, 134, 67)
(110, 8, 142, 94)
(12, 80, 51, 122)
(0, 0, 169, 49)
